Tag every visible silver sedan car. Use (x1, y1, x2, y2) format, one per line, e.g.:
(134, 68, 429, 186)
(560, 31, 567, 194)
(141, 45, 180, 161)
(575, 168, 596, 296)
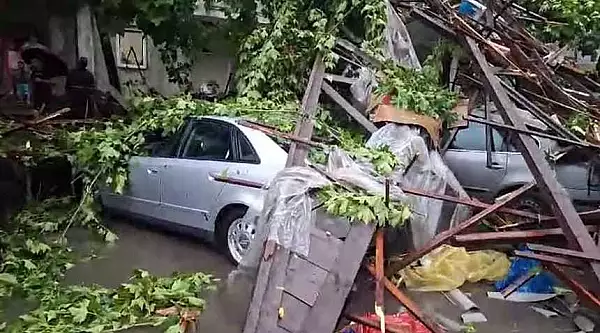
(101, 116, 287, 263)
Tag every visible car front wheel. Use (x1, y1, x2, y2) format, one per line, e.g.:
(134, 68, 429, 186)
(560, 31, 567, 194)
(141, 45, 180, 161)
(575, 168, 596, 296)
(219, 208, 256, 264)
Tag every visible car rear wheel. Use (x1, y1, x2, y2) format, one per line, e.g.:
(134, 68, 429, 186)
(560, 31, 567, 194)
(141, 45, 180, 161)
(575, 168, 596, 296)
(218, 208, 256, 264)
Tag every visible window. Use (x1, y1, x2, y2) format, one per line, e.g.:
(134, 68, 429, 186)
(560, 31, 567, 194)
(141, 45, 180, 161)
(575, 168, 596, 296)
(238, 133, 260, 163)
(182, 121, 232, 160)
(449, 122, 508, 151)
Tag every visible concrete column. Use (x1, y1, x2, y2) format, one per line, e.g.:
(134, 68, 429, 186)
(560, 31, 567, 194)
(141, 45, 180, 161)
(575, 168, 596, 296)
(76, 4, 111, 92)
(49, 15, 77, 68)
(76, 4, 95, 71)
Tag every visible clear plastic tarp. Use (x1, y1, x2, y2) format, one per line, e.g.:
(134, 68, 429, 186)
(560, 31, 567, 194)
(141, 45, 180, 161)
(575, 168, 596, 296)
(236, 123, 471, 275)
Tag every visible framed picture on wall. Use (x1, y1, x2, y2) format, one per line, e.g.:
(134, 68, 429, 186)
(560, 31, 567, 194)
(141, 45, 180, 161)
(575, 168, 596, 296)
(116, 28, 148, 69)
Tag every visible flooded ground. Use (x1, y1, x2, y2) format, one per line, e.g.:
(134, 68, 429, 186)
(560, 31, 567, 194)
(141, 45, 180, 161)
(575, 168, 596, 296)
(63, 219, 252, 333)
(5, 217, 592, 333)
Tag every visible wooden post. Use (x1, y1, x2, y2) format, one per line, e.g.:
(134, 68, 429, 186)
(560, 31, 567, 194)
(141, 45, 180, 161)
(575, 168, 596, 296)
(243, 55, 326, 333)
(286, 54, 326, 167)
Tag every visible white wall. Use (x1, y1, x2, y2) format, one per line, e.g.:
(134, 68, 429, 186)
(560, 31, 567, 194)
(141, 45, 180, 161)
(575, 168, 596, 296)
(113, 35, 234, 97)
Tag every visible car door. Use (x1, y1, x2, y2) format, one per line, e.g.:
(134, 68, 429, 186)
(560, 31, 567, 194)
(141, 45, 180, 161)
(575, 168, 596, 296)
(159, 119, 240, 230)
(443, 122, 508, 201)
(556, 153, 600, 211)
(100, 127, 184, 218)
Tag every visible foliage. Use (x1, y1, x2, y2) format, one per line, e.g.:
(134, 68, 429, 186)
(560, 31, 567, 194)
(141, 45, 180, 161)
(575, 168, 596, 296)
(519, 0, 600, 54)
(0, 199, 216, 333)
(318, 186, 412, 227)
(224, 0, 388, 101)
(566, 113, 590, 137)
(374, 43, 460, 124)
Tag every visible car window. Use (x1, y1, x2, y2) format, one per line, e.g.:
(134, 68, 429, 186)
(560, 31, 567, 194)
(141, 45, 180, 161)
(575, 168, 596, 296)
(449, 122, 507, 151)
(182, 121, 233, 161)
(146, 128, 183, 158)
(238, 132, 260, 164)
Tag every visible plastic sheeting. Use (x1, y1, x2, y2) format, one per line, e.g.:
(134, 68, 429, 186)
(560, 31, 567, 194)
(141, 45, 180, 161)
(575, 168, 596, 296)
(399, 244, 511, 292)
(367, 123, 470, 248)
(350, 0, 421, 106)
(236, 123, 472, 276)
(238, 167, 330, 271)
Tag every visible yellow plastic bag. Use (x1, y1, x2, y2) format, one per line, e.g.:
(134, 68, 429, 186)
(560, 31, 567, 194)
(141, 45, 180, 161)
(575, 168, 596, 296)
(398, 245, 510, 292)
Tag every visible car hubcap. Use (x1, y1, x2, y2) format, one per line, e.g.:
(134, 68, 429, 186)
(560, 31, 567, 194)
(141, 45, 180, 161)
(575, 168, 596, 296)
(227, 217, 256, 263)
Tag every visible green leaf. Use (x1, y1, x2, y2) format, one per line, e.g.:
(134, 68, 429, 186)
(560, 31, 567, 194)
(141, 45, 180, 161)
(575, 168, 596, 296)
(0, 273, 17, 285)
(69, 299, 90, 323)
(187, 296, 205, 307)
(165, 324, 182, 333)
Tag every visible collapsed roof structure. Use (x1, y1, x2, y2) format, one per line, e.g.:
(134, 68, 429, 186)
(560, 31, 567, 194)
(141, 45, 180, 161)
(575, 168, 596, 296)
(210, 0, 600, 332)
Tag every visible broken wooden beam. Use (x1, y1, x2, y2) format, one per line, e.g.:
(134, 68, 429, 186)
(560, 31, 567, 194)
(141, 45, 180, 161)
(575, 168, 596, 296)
(321, 82, 378, 133)
(386, 183, 534, 275)
(455, 226, 600, 243)
(287, 54, 326, 167)
(546, 264, 600, 309)
(464, 36, 600, 285)
(367, 265, 445, 333)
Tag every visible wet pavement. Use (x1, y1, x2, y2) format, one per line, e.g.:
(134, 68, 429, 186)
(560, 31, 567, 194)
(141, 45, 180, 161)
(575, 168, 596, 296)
(64, 219, 252, 333)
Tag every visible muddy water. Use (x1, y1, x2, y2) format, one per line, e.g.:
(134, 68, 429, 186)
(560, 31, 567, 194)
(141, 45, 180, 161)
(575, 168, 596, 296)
(63, 220, 252, 333)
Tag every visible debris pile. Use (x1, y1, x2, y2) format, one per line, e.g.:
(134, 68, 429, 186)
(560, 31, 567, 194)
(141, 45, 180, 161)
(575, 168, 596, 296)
(240, 0, 600, 332)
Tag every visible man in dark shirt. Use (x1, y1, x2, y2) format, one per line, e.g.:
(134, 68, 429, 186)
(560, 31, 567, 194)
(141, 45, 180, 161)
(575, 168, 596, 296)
(66, 57, 96, 117)
(30, 58, 52, 110)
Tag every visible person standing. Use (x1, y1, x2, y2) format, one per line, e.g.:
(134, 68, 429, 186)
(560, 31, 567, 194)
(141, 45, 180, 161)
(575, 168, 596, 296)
(66, 57, 96, 117)
(30, 58, 52, 110)
(11, 60, 30, 103)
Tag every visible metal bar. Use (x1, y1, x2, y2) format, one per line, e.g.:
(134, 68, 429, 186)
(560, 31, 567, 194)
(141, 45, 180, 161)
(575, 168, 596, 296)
(387, 183, 534, 275)
(367, 265, 445, 333)
(321, 82, 378, 133)
(464, 36, 600, 285)
(527, 243, 600, 262)
(520, 88, 600, 120)
(239, 120, 328, 149)
(455, 226, 600, 243)
(501, 269, 538, 297)
(515, 251, 581, 267)
(466, 116, 600, 151)
(401, 185, 550, 221)
(547, 264, 600, 309)
(287, 55, 326, 167)
(460, 72, 581, 142)
(211, 174, 265, 189)
(499, 82, 584, 141)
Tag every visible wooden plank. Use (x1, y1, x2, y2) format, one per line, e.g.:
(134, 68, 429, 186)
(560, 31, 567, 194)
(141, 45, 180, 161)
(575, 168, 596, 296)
(243, 249, 275, 333)
(464, 36, 600, 285)
(386, 183, 534, 275)
(303, 228, 342, 270)
(255, 248, 292, 333)
(300, 222, 376, 333)
(321, 82, 378, 133)
(287, 55, 326, 167)
(283, 254, 328, 306)
(278, 292, 311, 332)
